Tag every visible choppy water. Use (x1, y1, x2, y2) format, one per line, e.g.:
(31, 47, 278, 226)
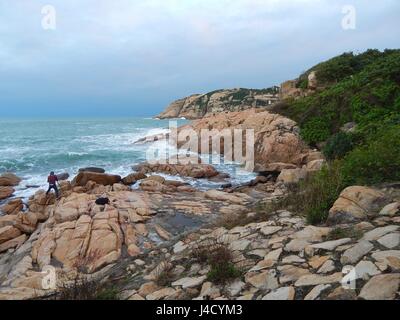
(0, 118, 255, 200)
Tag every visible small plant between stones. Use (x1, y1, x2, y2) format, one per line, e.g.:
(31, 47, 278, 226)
(191, 239, 243, 285)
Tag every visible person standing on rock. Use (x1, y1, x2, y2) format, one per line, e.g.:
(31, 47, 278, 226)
(46, 171, 60, 198)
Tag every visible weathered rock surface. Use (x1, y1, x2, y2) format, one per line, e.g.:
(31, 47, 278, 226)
(175, 109, 313, 169)
(122, 172, 147, 185)
(1, 169, 399, 301)
(340, 241, 374, 264)
(277, 168, 307, 184)
(72, 172, 122, 187)
(358, 274, 400, 300)
(0, 187, 14, 200)
(156, 88, 280, 120)
(328, 186, 388, 224)
(0, 173, 21, 186)
(0, 226, 22, 244)
(133, 162, 221, 179)
(0, 198, 23, 215)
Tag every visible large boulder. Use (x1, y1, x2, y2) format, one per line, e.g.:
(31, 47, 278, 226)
(122, 172, 147, 185)
(78, 167, 105, 174)
(175, 109, 312, 168)
(14, 212, 39, 234)
(277, 168, 307, 184)
(0, 173, 21, 186)
(328, 186, 389, 224)
(27, 190, 56, 214)
(0, 187, 14, 200)
(59, 180, 73, 197)
(0, 234, 27, 253)
(54, 193, 96, 223)
(32, 203, 124, 273)
(0, 226, 22, 244)
(133, 162, 220, 179)
(0, 215, 17, 228)
(72, 172, 121, 187)
(56, 173, 70, 181)
(0, 198, 23, 215)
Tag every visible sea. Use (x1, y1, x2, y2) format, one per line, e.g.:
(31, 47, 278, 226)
(0, 117, 256, 201)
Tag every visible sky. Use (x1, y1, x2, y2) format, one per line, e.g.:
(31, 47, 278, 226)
(0, 0, 399, 118)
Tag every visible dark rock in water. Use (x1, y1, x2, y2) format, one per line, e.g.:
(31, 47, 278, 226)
(56, 173, 70, 181)
(95, 197, 110, 205)
(78, 167, 105, 174)
(220, 183, 233, 189)
(207, 173, 230, 183)
(25, 185, 41, 189)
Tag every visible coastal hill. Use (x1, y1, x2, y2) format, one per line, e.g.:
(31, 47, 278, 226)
(156, 87, 280, 119)
(0, 49, 399, 300)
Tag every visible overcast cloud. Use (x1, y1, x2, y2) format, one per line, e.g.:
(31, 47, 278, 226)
(0, 0, 399, 117)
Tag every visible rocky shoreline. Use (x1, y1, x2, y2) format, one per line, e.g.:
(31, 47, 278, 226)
(0, 108, 399, 300)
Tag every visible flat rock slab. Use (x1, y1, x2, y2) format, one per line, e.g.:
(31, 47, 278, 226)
(291, 226, 331, 242)
(285, 239, 310, 252)
(262, 286, 295, 300)
(260, 226, 282, 236)
(377, 233, 400, 249)
(295, 272, 342, 287)
(304, 284, 331, 300)
(279, 265, 311, 284)
(246, 270, 279, 291)
(371, 250, 400, 264)
(359, 273, 400, 300)
(362, 225, 399, 241)
(172, 276, 207, 289)
(310, 238, 352, 251)
(340, 240, 374, 265)
(353, 260, 380, 280)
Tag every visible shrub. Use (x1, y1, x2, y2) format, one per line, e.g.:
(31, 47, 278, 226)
(207, 263, 242, 285)
(326, 227, 363, 241)
(341, 125, 400, 185)
(191, 240, 243, 285)
(56, 250, 120, 300)
(57, 276, 119, 300)
(301, 117, 331, 145)
(323, 132, 354, 160)
(269, 162, 344, 225)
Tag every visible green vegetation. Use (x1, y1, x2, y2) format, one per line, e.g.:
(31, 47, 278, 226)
(231, 88, 251, 100)
(270, 49, 400, 224)
(191, 240, 243, 285)
(323, 132, 355, 160)
(341, 125, 400, 185)
(275, 49, 400, 146)
(269, 162, 344, 224)
(57, 278, 120, 300)
(325, 227, 363, 241)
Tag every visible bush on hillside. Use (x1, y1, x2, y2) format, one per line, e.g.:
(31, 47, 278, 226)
(275, 49, 400, 145)
(270, 162, 344, 225)
(341, 125, 400, 185)
(323, 132, 354, 160)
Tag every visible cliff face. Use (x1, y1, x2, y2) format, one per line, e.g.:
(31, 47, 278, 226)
(156, 87, 280, 119)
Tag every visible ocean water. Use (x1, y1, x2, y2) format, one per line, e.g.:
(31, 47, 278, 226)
(0, 118, 256, 201)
